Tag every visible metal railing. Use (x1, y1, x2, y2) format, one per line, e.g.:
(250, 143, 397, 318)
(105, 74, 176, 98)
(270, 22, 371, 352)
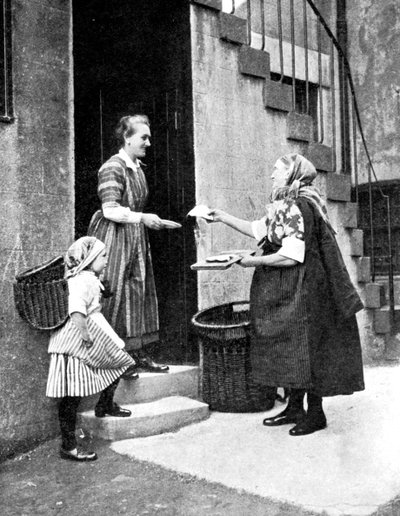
(223, 0, 395, 318)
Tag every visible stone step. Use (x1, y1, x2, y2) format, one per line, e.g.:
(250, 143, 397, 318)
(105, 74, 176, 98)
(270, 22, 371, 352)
(79, 365, 200, 412)
(115, 365, 200, 405)
(78, 396, 210, 441)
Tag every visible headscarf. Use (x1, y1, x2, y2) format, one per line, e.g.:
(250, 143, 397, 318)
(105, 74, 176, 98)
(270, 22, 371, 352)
(272, 153, 334, 232)
(65, 236, 105, 279)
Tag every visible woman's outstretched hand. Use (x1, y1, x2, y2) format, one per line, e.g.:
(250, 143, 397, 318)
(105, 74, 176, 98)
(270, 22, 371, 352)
(207, 208, 228, 223)
(142, 213, 163, 230)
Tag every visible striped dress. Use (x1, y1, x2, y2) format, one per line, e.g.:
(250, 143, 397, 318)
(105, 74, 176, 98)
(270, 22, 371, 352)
(46, 271, 134, 398)
(88, 155, 159, 347)
(250, 198, 364, 397)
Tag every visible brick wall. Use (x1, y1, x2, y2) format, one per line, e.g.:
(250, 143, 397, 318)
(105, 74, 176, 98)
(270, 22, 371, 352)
(0, 0, 74, 460)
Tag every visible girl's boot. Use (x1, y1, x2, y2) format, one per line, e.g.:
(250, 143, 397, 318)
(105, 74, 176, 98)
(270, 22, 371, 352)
(94, 378, 131, 417)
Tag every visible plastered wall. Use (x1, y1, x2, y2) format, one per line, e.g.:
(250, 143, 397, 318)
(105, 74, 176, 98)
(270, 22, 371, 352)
(0, 0, 74, 460)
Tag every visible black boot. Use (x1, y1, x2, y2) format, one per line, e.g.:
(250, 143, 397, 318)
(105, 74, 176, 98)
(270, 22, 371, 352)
(289, 392, 327, 436)
(95, 379, 132, 418)
(263, 388, 306, 426)
(133, 349, 169, 373)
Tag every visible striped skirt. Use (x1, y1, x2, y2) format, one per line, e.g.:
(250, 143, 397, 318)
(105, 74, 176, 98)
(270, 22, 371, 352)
(46, 313, 135, 398)
(88, 211, 159, 342)
(250, 264, 312, 389)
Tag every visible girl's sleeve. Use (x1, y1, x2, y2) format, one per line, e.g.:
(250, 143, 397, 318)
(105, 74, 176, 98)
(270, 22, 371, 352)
(98, 161, 142, 223)
(276, 200, 305, 263)
(68, 276, 91, 316)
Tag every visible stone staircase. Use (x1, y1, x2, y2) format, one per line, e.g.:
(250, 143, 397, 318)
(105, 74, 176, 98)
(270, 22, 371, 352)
(78, 365, 210, 441)
(191, 0, 399, 362)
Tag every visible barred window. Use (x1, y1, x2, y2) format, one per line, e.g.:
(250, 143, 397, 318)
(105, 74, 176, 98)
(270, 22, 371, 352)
(0, 0, 12, 122)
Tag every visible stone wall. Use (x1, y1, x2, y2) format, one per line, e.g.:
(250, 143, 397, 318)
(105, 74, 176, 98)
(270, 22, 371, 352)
(191, 4, 307, 309)
(0, 0, 74, 460)
(347, 1, 400, 184)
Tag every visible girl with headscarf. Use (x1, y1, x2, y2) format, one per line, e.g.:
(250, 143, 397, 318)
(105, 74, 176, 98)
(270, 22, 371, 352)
(46, 236, 136, 461)
(209, 154, 364, 436)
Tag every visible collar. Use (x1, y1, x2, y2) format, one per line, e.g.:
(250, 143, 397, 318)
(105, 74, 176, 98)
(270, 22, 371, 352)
(118, 148, 142, 171)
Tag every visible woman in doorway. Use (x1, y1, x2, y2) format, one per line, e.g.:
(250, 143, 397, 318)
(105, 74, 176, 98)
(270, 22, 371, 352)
(209, 154, 364, 436)
(88, 114, 168, 373)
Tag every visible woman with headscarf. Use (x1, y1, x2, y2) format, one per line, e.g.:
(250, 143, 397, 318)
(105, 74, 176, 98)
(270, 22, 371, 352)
(209, 154, 364, 436)
(46, 236, 137, 461)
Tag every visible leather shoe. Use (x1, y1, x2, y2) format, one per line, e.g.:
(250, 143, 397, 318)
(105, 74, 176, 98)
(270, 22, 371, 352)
(289, 413, 327, 436)
(95, 403, 132, 418)
(137, 355, 169, 373)
(263, 408, 306, 427)
(121, 365, 139, 380)
(60, 448, 97, 462)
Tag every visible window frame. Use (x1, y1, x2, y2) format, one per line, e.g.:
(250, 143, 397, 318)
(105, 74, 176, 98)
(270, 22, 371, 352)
(0, 0, 13, 123)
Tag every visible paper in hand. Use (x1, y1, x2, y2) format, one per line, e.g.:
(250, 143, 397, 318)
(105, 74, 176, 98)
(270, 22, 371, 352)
(187, 204, 214, 221)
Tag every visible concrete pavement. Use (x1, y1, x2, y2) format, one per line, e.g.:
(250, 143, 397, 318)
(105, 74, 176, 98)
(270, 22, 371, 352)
(111, 364, 400, 516)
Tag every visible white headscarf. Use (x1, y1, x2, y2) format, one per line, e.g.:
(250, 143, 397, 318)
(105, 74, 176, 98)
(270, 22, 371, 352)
(273, 153, 334, 232)
(65, 236, 105, 279)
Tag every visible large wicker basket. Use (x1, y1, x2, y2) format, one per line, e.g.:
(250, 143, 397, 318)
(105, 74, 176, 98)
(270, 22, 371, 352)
(13, 255, 68, 330)
(191, 301, 274, 413)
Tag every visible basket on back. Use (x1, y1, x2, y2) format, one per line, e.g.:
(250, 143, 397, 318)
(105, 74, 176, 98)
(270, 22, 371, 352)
(13, 255, 68, 330)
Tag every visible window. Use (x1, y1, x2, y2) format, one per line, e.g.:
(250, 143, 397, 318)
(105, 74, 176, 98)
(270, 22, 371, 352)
(357, 181, 400, 275)
(0, 0, 12, 122)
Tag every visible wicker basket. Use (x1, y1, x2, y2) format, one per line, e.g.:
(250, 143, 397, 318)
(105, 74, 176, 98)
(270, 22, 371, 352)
(191, 301, 274, 413)
(13, 255, 69, 330)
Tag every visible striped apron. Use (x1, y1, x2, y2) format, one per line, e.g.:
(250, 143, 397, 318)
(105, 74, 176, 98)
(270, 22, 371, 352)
(88, 156, 159, 347)
(46, 313, 135, 398)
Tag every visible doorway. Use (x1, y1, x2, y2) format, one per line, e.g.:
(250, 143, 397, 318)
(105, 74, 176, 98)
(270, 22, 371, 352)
(72, 0, 198, 362)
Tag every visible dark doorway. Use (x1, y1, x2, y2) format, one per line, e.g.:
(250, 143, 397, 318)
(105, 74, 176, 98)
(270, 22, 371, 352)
(72, 0, 198, 363)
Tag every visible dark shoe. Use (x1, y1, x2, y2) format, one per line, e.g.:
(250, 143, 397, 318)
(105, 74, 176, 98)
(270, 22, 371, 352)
(121, 365, 139, 380)
(289, 413, 327, 436)
(60, 448, 98, 462)
(137, 355, 169, 373)
(263, 408, 306, 427)
(94, 403, 132, 418)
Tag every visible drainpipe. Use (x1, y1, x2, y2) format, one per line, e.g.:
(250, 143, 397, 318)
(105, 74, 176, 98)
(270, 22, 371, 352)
(337, 0, 350, 174)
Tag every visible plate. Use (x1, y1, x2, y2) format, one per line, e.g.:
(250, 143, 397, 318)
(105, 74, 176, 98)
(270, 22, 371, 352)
(161, 219, 182, 229)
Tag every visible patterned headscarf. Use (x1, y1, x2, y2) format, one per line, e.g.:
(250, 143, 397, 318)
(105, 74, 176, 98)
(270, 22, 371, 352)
(65, 236, 105, 279)
(272, 153, 334, 231)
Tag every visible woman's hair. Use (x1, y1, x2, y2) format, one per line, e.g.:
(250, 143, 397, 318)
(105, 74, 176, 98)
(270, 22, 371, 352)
(115, 114, 150, 146)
